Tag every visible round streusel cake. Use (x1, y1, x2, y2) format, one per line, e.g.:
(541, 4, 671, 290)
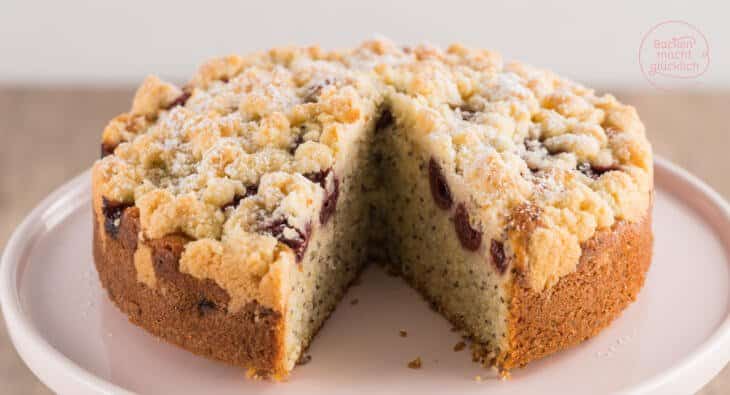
(92, 39, 653, 378)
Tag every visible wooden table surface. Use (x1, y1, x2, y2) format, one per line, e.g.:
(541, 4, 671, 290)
(1, 87, 728, 394)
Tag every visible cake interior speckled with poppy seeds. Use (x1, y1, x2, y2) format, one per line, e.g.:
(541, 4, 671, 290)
(91, 39, 653, 379)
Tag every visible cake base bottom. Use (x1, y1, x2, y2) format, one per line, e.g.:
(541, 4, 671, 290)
(93, 207, 288, 377)
(499, 212, 653, 370)
(93, 188, 653, 378)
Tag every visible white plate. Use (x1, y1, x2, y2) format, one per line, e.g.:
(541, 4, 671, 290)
(2, 158, 730, 395)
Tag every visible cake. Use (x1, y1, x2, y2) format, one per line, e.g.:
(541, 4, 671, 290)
(91, 39, 653, 379)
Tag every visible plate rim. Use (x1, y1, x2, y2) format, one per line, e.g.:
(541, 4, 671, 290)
(1, 157, 729, 395)
(617, 158, 730, 394)
(0, 168, 133, 395)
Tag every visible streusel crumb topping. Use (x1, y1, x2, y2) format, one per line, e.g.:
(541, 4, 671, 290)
(95, 38, 652, 300)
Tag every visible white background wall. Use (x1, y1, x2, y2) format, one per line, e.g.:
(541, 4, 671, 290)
(0, 0, 727, 88)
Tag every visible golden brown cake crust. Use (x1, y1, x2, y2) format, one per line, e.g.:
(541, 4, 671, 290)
(92, 202, 288, 378)
(499, 208, 653, 370)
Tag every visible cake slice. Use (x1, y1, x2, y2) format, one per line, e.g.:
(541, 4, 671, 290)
(91, 39, 653, 378)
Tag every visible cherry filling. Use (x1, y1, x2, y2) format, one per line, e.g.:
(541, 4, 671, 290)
(304, 169, 340, 225)
(454, 203, 482, 251)
(222, 184, 259, 210)
(304, 169, 329, 188)
(428, 158, 453, 210)
(289, 133, 305, 154)
(490, 240, 507, 274)
(262, 218, 311, 262)
(165, 91, 192, 110)
(319, 176, 339, 225)
(101, 197, 133, 239)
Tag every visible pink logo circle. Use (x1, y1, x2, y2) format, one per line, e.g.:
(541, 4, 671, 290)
(639, 20, 710, 90)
